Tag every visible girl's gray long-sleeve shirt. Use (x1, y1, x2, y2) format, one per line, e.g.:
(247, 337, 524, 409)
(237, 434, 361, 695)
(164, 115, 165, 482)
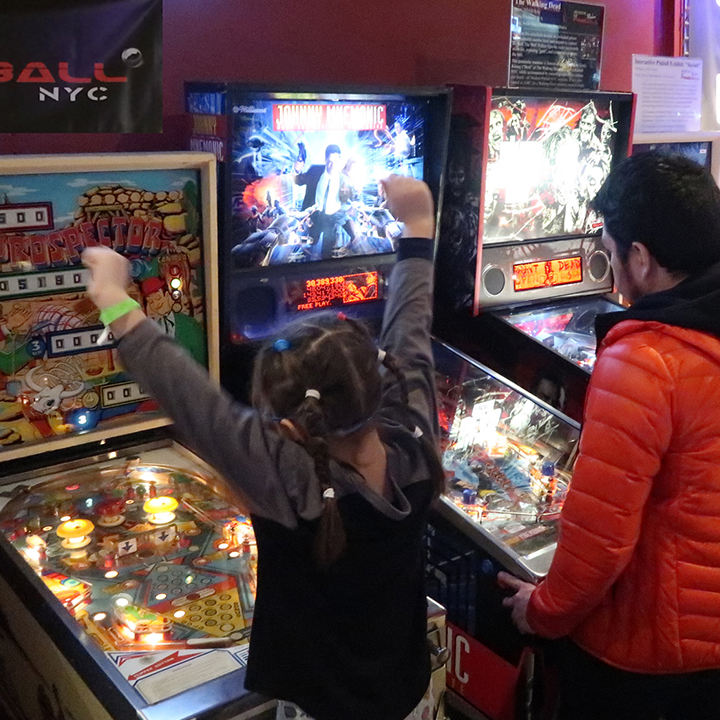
(118, 240, 437, 528)
(117, 237, 439, 720)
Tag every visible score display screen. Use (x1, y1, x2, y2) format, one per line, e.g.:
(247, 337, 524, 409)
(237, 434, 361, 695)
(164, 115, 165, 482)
(292, 272, 379, 311)
(513, 256, 583, 292)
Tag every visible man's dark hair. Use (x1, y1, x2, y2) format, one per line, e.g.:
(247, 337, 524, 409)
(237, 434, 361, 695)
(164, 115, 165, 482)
(324, 144, 341, 159)
(591, 151, 720, 274)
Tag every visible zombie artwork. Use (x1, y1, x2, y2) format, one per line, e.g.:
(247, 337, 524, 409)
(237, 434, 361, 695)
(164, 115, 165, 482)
(483, 96, 618, 243)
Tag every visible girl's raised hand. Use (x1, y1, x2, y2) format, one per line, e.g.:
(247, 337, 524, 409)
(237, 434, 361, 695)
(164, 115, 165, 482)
(380, 175, 435, 240)
(82, 247, 133, 310)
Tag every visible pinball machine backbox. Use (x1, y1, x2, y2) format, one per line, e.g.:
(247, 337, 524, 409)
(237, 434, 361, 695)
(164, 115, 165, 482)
(435, 86, 635, 421)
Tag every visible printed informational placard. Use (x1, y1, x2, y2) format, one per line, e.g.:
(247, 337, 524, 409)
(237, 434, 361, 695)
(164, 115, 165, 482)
(0, 0, 162, 133)
(109, 645, 250, 704)
(632, 56, 703, 133)
(510, 0, 604, 90)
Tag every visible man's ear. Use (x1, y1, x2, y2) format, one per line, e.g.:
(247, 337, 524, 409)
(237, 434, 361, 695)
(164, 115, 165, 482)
(278, 419, 306, 443)
(630, 241, 653, 280)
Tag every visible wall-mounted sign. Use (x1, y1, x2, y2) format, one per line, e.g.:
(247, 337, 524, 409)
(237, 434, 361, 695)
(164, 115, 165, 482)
(0, 0, 162, 133)
(632, 55, 703, 133)
(509, 1, 604, 90)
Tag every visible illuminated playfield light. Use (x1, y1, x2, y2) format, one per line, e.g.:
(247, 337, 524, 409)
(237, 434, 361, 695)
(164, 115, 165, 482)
(56, 519, 94, 549)
(173, 610, 186, 619)
(155, 593, 167, 600)
(141, 633, 165, 645)
(218, 542, 229, 550)
(43, 525, 53, 532)
(229, 551, 240, 558)
(115, 596, 130, 608)
(108, 451, 117, 459)
(93, 612, 107, 622)
(169, 277, 182, 290)
(143, 496, 178, 525)
(60, 515, 72, 522)
(105, 570, 119, 579)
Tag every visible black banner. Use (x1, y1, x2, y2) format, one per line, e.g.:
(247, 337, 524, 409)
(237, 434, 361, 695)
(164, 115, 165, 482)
(0, 0, 162, 133)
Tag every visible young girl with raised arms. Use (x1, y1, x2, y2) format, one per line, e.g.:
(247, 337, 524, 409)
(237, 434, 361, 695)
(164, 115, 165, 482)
(83, 175, 443, 720)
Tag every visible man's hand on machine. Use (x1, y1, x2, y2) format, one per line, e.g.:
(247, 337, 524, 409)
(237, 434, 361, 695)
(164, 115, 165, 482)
(380, 175, 435, 240)
(498, 571, 535, 634)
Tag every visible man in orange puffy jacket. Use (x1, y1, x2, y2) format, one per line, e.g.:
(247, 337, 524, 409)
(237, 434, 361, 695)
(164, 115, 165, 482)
(499, 152, 720, 719)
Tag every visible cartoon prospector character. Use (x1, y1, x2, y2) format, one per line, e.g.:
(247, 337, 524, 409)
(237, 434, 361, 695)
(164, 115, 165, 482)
(141, 277, 207, 365)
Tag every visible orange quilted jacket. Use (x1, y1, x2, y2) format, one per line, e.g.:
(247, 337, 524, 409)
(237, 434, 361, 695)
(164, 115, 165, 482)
(527, 319, 720, 673)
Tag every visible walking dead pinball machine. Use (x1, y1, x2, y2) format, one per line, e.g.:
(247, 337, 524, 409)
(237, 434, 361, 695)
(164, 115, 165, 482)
(427, 338, 580, 720)
(435, 86, 635, 422)
(0, 153, 273, 720)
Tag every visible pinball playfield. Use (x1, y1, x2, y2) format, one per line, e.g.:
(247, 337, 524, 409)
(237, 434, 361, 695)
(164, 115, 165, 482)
(0, 444, 260, 708)
(433, 339, 579, 579)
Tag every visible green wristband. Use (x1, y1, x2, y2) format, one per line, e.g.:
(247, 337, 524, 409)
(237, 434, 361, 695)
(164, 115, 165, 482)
(99, 297, 141, 326)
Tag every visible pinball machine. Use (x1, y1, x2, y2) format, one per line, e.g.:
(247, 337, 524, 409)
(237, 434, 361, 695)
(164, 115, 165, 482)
(435, 86, 635, 422)
(425, 338, 580, 720)
(185, 83, 456, 716)
(0, 153, 274, 720)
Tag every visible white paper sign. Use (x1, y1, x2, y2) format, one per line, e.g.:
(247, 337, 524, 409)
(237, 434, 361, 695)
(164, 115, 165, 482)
(109, 644, 250, 704)
(632, 55, 703, 133)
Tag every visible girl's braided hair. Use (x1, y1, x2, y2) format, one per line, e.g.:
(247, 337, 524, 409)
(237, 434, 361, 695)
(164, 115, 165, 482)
(252, 313, 444, 568)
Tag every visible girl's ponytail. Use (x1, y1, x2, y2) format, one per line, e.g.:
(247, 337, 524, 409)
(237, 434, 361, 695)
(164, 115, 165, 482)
(297, 396, 347, 569)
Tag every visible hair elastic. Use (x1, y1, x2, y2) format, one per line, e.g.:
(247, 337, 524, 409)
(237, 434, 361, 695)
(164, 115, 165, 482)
(377, 349, 387, 363)
(273, 338, 290, 352)
(322, 487, 335, 500)
(336, 312, 347, 321)
(305, 389, 321, 400)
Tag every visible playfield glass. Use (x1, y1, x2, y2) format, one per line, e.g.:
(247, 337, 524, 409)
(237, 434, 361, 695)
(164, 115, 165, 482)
(496, 296, 623, 371)
(484, 95, 620, 244)
(433, 340, 580, 575)
(0, 447, 256, 704)
(229, 96, 427, 268)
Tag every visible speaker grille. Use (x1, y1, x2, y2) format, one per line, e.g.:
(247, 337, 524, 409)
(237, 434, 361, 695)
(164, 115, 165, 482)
(483, 267, 506, 296)
(588, 252, 609, 281)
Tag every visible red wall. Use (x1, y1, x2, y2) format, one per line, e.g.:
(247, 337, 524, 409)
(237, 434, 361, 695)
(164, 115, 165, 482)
(0, 0, 660, 156)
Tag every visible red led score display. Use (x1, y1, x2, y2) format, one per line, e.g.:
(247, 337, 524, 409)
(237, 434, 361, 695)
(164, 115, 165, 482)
(293, 272, 380, 311)
(513, 256, 583, 292)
